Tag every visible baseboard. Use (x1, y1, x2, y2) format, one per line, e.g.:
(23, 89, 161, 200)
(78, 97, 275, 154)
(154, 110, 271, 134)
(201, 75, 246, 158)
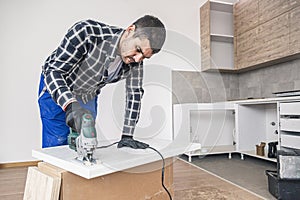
(0, 161, 41, 169)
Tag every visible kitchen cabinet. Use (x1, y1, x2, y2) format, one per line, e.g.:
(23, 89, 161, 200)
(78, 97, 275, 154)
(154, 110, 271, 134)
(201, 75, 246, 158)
(233, 0, 258, 36)
(278, 101, 300, 150)
(235, 27, 259, 69)
(258, 0, 289, 25)
(289, 5, 300, 55)
(200, 0, 234, 72)
(173, 103, 236, 162)
(200, 1, 211, 71)
(200, 0, 300, 71)
(256, 12, 290, 65)
(235, 12, 290, 70)
(233, 0, 258, 70)
(235, 101, 278, 161)
(174, 97, 300, 162)
(234, 0, 300, 70)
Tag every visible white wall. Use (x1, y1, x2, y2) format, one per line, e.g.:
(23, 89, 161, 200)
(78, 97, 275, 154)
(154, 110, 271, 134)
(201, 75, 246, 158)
(97, 65, 173, 141)
(0, 0, 207, 163)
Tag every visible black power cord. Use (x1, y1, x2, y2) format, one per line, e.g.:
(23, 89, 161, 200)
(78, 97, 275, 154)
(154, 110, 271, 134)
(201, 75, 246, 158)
(147, 146, 173, 200)
(96, 141, 119, 149)
(96, 142, 173, 200)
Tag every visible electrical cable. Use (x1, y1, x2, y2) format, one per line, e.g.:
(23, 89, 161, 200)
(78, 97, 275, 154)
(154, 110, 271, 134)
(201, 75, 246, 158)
(96, 141, 119, 149)
(96, 142, 173, 200)
(147, 146, 173, 200)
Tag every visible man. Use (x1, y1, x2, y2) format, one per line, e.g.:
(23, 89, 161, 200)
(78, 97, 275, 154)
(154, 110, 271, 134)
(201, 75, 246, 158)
(38, 15, 166, 149)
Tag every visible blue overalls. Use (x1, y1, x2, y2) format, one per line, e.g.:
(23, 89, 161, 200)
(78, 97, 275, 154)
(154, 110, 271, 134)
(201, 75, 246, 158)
(39, 55, 123, 148)
(38, 75, 97, 148)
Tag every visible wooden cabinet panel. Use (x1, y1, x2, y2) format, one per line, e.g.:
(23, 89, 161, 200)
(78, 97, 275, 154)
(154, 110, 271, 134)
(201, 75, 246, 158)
(200, 1, 211, 71)
(256, 13, 289, 63)
(236, 27, 259, 69)
(290, 0, 300, 8)
(200, 1, 234, 72)
(258, 0, 289, 24)
(234, 0, 258, 36)
(234, 1, 296, 70)
(234, 36, 237, 69)
(289, 6, 300, 55)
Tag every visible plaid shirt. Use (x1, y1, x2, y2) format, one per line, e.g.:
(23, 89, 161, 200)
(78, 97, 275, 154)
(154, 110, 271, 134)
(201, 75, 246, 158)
(42, 19, 144, 136)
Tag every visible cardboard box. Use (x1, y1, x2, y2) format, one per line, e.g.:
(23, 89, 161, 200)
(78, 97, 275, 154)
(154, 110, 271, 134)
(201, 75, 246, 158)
(38, 159, 174, 200)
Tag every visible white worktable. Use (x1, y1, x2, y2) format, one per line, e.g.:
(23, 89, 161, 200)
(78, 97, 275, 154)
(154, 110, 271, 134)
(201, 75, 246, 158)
(32, 138, 196, 179)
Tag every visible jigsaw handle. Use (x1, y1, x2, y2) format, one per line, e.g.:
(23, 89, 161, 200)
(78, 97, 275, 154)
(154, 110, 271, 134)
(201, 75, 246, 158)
(81, 114, 97, 139)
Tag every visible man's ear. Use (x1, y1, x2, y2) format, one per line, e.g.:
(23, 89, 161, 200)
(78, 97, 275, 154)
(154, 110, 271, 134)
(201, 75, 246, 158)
(126, 24, 136, 32)
(125, 25, 136, 37)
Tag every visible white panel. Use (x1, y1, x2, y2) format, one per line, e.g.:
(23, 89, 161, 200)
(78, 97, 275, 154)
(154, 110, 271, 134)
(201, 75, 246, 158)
(210, 10, 233, 36)
(280, 101, 300, 115)
(237, 105, 267, 151)
(32, 138, 197, 179)
(211, 40, 234, 69)
(265, 104, 278, 142)
(173, 104, 189, 140)
(281, 118, 300, 132)
(190, 110, 235, 147)
(210, 1, 233, 13)
(281, 134, 300, 149)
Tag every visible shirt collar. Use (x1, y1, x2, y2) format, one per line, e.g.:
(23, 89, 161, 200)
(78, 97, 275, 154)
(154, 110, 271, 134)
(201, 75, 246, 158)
(106, 29, 124, 61)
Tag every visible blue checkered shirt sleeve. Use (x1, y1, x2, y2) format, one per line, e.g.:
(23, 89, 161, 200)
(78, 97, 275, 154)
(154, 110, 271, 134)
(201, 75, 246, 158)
(42, 21, 88, 109)
(123, 62, 144, 136)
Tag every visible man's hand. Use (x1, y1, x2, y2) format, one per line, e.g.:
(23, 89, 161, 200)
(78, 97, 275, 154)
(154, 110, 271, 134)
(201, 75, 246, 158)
(117, 135, 149, 149)
(65, 102, 90, 133)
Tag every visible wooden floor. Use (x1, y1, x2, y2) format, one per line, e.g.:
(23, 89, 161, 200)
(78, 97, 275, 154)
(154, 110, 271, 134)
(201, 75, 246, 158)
(173, 159, 263, 200)
(0, 166, 28, 200)
(0, 158, 263, 200)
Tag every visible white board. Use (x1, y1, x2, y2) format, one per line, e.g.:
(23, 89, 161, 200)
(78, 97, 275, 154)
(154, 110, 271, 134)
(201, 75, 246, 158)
(32, 138, 196, 179)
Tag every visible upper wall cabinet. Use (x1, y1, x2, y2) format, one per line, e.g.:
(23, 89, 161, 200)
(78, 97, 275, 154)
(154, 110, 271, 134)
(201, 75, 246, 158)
(234, 0, 259, 36)
(234, 0, 300, 70)
(290, 5, 300, 55)
(235, 10, 290, 69)
(258, 0, 289, 25)
(200, 0, 300, 72)
(200, 0, 235, 72)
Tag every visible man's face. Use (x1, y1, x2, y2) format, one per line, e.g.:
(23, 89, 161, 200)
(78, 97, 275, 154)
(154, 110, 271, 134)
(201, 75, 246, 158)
(119, 26, 153, 64)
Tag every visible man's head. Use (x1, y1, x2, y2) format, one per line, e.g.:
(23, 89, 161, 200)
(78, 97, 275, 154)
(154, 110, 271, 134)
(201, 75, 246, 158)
(118, 15, 166, 64)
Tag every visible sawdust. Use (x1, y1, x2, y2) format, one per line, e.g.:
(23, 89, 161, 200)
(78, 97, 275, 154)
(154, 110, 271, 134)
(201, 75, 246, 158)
(174, 186, 239, 200)
(173, 159, 262, 200)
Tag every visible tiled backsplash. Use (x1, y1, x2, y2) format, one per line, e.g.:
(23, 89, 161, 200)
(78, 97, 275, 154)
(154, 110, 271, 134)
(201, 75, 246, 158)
(172, 58, 300, 104)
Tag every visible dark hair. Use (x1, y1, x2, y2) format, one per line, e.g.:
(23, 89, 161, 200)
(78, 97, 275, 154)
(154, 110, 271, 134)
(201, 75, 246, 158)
(132, 15, 166, 54)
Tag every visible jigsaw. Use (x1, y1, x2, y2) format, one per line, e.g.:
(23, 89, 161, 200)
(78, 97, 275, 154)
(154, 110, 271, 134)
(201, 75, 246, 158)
(68, 113, 98, 164)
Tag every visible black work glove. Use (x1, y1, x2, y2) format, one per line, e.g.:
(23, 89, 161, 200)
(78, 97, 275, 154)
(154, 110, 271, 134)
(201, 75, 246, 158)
(117, 135, 149, 149)
(65, 102, 90, 133)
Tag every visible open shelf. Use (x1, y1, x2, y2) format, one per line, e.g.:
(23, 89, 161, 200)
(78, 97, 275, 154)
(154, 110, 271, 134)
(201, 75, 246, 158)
(211, 34, 233, 43)
(201, 0, 234, 72)
(240, 150, 277, 162)
(184, 145, 236, 162)
(211, 40, 234, 69)
(210, 0, 233, 13)
(200, 145, 236, 154)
